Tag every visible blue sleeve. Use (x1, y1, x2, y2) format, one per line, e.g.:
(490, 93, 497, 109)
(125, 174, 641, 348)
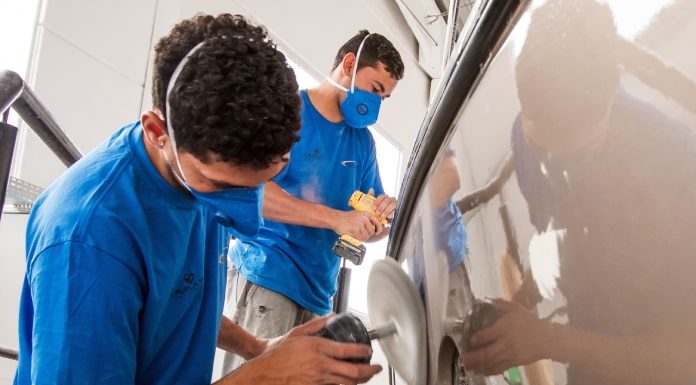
(360, 134, 385, 196)
(27, 241, 143, 385)
(435, 200, 468, 271)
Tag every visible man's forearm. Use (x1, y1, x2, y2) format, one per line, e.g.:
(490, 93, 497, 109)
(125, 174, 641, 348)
(217, 316, 265, 360)
(213, 360, 263, 385)
(263, 181, 337, 230)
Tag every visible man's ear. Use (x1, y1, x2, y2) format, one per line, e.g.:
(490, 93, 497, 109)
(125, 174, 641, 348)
(141, 110, 168, 149)
(341, 53, 357, 78)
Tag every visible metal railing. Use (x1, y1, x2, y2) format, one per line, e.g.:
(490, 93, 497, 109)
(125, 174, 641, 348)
(0, 70, 82, 221)
(0, 70, 82, 167)
(0, 346, 19, 361)
(0, 122, 18, 220)
(0, 69, 83, 362)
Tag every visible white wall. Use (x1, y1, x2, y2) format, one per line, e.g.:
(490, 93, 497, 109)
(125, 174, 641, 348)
(17, 0, 158, 187)
(141, 0, 431, 161)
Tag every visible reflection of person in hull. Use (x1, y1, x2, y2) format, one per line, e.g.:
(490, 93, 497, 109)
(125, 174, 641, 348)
(429, 149, 475, 331)
(405, 148, 487, 385)
(462, 1, 696, 384)
(405, 148, 473, 314)
(432, 150, 489, 385)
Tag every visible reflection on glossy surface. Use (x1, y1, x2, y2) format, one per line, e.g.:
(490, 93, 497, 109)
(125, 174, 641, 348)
(395, 0, 696, 384)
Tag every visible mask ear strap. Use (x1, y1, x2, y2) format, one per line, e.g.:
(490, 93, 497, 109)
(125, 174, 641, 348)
(165, 40, 207, 185)
(351, 34, 371, 93)
(325, 76, 348, 92)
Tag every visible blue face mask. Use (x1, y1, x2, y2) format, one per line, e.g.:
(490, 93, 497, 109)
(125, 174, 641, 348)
(327, 34, 382, 128)
(163, 40, 265, 239)
(176, 176, 265, 239)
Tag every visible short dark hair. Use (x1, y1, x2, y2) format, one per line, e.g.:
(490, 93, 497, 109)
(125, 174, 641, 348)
(332, 30, 405, 80)
(152, 14, 300, 170)
(515, 0, 619, 139)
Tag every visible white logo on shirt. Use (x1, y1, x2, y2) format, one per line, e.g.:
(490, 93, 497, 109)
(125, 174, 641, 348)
(341, 160, 357, 168)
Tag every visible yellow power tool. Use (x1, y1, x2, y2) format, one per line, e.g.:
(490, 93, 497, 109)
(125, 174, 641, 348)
(332, 191, 388, 265)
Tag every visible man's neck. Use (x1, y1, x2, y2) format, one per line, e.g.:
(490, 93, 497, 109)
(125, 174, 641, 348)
(307, 78, 345, 123)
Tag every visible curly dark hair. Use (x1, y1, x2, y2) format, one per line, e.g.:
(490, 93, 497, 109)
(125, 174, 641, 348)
(332, 30, 404, 80)
(152, 14, 300, 170)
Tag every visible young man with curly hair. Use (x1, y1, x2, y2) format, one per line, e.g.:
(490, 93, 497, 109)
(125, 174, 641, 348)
(224, 30, 404, 372)
(14, 14, 381, 385)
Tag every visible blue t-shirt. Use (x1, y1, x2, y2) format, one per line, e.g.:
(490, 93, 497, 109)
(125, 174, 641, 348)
(435, 199, 467, 271)
(231, 90, 384, 315)
(14, 122, 228, 385)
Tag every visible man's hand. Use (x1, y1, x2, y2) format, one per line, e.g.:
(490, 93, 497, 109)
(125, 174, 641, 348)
(369, 189, 397, 222)
(221, 317, 382, 385)
(256, 316, 331, 357)
(366, 189, 396, 241)
(462, 299, 553, 375)
(330, 190, 396, 241)
(332, 210, 383, 241)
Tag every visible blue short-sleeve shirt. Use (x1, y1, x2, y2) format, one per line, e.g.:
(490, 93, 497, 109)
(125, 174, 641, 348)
(231, 90, 385, 315)
(14, 122, 228, 385)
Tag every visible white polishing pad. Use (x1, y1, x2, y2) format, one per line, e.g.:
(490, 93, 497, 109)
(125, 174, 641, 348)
(368, 258, 427, 385)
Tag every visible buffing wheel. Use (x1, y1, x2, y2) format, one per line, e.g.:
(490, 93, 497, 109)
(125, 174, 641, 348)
(367, 258, 427, 385)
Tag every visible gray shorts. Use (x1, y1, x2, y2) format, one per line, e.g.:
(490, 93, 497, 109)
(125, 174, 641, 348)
(221, 267, 319, 375)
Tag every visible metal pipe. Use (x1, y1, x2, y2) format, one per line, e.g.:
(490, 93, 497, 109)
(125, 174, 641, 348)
(442, 0, 461, 68)
(388, 366, 396, 384)
(0, 70, 24, 116)
(332, 265, 352, 314)
(0, 122, 18, 222)
(499, 202, 522, 272)
(12, 86, 82, 167)
(0, 345, 18, 361)
(368, 320, 398, 340)
(455, 151, 514, 214)
(0, 70, 82, 167)
(618, 38, 696, 116)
